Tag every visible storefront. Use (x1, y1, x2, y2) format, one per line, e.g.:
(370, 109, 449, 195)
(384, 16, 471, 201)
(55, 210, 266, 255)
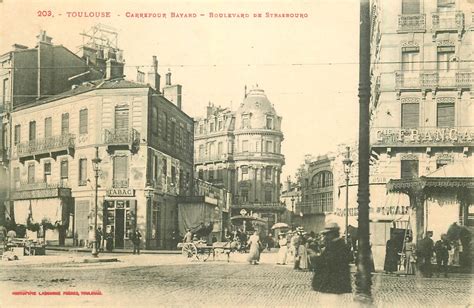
(104, 187, 137, 249)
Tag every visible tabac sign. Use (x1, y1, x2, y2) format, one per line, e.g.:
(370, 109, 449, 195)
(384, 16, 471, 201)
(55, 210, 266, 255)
(373, 127, 474, 147)
(107, 188, 135, 197)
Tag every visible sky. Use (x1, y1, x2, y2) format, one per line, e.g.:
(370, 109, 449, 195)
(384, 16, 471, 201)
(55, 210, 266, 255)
(0, 0, 361, 181)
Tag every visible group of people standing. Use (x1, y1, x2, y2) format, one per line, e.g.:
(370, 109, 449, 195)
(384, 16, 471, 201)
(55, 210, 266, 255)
(276, 227, 320, 271)
(384, 231, 454, 277)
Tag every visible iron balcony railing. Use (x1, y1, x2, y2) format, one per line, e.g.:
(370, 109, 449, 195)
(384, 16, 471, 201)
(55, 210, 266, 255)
(395, 71, 473, 90)
(16, 133, 75, 158)
(371, 126, 474, 148)
(11, 181, 71, 200)
(295, 201, 331, 215)
(398, 14, 426, 32)
(195, 153, 233, 163)
(231, 201, 286, 208)
(432, 11, 464, 32)
(104, 128, 140, 147)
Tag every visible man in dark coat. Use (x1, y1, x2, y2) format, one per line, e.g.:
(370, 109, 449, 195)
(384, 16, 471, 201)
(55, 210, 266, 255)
(384, 238, 399, 274)
(312, 222, 352, 294)
(417, 231, 434, 277)
(434, 234, 451, 277)
(131, 229, 142, 255)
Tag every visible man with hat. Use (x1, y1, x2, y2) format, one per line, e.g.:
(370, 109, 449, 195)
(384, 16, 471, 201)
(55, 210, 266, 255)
(417, 231, 435, 277)
(312, 222, 352, 295)
(291, 228, 302, 269)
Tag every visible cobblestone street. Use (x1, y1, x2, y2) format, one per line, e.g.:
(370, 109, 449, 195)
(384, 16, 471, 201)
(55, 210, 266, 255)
(0, 251, 472, 307)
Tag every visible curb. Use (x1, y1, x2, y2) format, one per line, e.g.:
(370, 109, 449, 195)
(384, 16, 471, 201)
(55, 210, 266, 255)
(46, 246, 181, 255)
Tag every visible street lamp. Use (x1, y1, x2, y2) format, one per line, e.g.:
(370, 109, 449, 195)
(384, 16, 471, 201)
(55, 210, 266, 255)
(91, 147, 102, 257)
(342, 146, 353, 244)
(144, 185, 154, 250)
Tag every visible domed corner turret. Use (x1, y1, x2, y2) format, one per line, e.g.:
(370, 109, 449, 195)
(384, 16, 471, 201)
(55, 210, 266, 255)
(235, 87, 281, 131)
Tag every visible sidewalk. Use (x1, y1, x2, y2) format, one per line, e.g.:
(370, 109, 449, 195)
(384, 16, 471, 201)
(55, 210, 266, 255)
(46, 245, 181, 255)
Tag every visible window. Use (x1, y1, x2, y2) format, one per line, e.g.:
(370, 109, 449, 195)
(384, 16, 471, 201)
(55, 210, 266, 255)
(60, 159, 68, 179)
(241, 115, 250, 128)
(115, 104, 129, 130)
(61, 113, 69, 134)
(14, 124, 20, 145)
(241, 189, 249, 202)
(265, 190, 272, 202)
(198, 169, 204, 180)
(170, 121, 176, 145)
(162, 158, 167, 178)
(266, 116, 274, 129)
(113, 156, 128, 187)
(402, 0, 420, 14)
(44, 161, 51, 182)
(199, 124, 203, 134)
(218, 120, 223, 130)
(241, 140, 249, 152)
(217, 142, 223, 155)
(208, 168, 214, 181)
(265, 140, 273, 153)
(210, 122, 214, 132)
(44, 117, 52, 138)
(163, 113, 168, 140)
(401, 160, 419, 179)
(437, 102, 455, 127)
(2, 78, 8, 105)
(437, 0, 455, 10)
(241, 165, 249, 181)
(216, 168, 223, 181)
(152, 106, 158, 134)
(153, 155, 159, 182)
(79, 109, 88, 134)
(27, 163, 35, 184)
(29, 121, 36, 141)
(208, 142, 214, 158)
(401, 47, 420, 72)
(171, 166, 176, 184)
(401, 103, 419, 128)
(265, 166, 272, 180)
(79, 158, 87, 186)
(437, 46, 455, 72)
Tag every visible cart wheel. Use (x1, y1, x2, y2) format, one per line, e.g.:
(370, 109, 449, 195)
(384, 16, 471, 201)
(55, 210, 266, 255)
(182, 243, 197, 260)
(196, 248, 211, 262)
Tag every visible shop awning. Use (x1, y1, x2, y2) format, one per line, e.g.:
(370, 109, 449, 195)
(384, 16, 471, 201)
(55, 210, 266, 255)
(328, 184, 410, 228)
(14, 199, 64, 225)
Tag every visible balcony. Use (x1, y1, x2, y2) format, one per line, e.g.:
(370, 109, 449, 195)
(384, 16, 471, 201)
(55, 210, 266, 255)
(395, 71, 473, 92)
(397, 14, 426, 33)
(104, 128, 140, 153)
(432, 11, 464, 39)
(195, 153, 233, 164)
(16, 133, 75, 163)
(233, 152, 285, 163)
(231, 201, 286, 212)
(371, 126, 474, 148)
(295, 202, 328, 215)
(11, 181, 71, 200)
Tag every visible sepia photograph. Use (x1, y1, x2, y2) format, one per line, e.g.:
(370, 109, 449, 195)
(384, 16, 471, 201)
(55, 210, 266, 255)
(0, 0, 473, 307)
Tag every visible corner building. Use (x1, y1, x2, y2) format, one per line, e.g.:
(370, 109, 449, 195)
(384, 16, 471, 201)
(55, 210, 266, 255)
(194, 88, 285, 231)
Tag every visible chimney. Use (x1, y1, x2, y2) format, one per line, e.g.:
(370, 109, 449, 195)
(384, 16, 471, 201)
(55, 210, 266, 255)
(36, 30, 53, 45)
(106, 58, 124, 80)
(147, 56, 161, 91)
(207, 102, 214, 117)
(166, 70, 171, 86)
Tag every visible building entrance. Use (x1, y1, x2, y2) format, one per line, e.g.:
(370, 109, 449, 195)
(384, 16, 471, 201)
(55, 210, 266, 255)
(105, 199, 136, 249)
(115, 209, 125, 248)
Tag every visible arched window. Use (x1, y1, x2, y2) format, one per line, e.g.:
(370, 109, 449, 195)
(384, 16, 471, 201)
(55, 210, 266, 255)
(311, 171, 333, 188)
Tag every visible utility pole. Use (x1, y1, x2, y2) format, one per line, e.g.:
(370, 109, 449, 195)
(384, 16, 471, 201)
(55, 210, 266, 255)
(355, 0, 373, 304)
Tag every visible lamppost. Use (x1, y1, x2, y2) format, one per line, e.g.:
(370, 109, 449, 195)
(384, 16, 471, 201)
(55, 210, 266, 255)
(91, 147, 102, 257)
(290, 196, 295, 228)
(144, 185, 154, 250)
(343, 146, 353, 244)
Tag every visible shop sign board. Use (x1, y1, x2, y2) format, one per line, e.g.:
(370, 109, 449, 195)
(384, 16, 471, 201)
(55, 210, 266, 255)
(107, 188, 135, 197)
(373, 127, 474, 147)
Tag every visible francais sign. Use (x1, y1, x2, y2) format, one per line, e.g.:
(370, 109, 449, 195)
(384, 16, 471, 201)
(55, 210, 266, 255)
(107, 188, 135, 197)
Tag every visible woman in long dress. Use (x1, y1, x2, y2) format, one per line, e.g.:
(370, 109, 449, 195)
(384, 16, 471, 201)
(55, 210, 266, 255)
(298, 236, 309, 270)
(247, 231, 261, 265)
(276, 234, 288, 265)
(403, 237, 416, 275)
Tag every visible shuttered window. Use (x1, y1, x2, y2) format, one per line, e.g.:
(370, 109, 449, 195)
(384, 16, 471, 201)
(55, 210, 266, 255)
(401, 160, 419, 179)
(402, 0, 420, 14)
(113, 156, 128, 180)
(79, 109, 88, 134)
(14, 124, 21, 145)
(60, 159, 68, 179)
(27, 163, 35, 184)
(61, 113, 69, 134)
(44, 117, 52, 138)
(437, 103, 455, 127)
(29, 121, 36, 141)
(401, 103, 419, 128)
(114, 104, 129, 130)
(79, 159, 87, 186)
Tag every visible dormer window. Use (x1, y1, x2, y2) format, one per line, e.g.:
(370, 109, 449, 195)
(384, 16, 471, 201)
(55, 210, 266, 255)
(242, 114, 250, 129)
(266, 116, 274, 129)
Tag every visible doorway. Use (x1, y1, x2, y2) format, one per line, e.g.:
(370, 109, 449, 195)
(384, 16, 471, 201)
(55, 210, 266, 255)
(115, 209, 125, 248)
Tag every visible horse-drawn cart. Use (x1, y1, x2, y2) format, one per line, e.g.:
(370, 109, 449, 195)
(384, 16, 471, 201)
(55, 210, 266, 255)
(177, 240, 240, 262)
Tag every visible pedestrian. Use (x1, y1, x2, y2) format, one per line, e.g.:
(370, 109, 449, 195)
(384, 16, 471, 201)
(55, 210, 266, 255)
(298, 234, 309, 271)
(276, 233, 288, 265)
(312, 222, 352, 296)
(6, 228, 16, 243)
(384, 237, 399, 274)
(417, 231, 434, 277)
(286, 231, 295, 262)
(96, 227, 103, 251)
(183, 229, 193, 243)
(292, 228, 302, 269)
(434, 234, 451, 277)
(247, 230, 261, 265)
(87, 225, 95, 248)
(131, 229, 142, 255)
(403, 236, 416, 275)
(105, 228, 114, 252)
